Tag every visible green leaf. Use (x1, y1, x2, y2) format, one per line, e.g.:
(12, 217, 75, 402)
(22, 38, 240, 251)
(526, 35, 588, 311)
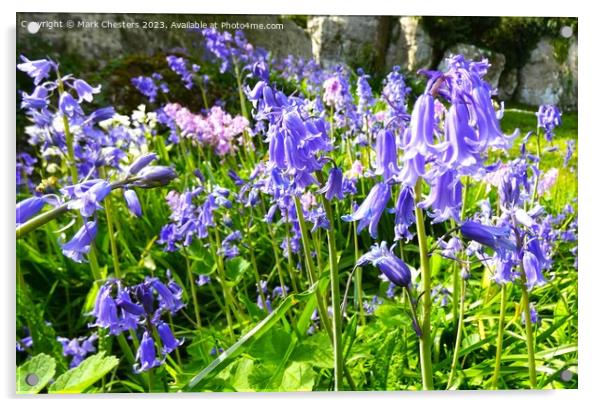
(17, 353, 56, 394)
(290, 332, 333, 369)
(278, 361, 315, 392)
(48, 352, 119, 394)
(186, 284, 317, 390)
(225, 257, 251, 284)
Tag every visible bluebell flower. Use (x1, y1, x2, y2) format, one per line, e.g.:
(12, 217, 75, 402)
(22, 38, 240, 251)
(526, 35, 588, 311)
(527, 237, 551, 271)
(123, 189, 142, 217)
(21, 86, 49, 110)
(522, 303, 540, 326)
(133, 166, 177, 188)
(460, 220, 516, 253)
(382, 66, 410, 128)
(374, 129, 399, 181)
(438, 236, 463, 259)
(498, 171, 522, 210)
(251, 60, 270, 81)
(87, 107, 115, 124)
(90, 280, 122, 334)
(59, 92, 83, 118)
(134, 331, 162, 374)
(220, 230, 242, 259)
(564, 140, 575, 167)
(131, 76, 158, 102)
(363, 296, 383, 316)
(536, 104, 562, 141)
(404, 94, 446, 160)
(66, 180, 111, 218)
(356, 68, 375, 114)
(272, 285, 289, 298)
(16, 196, 45, 225)
(419, 169, 463, 223)
(61, 221, 98, 263)
(115, 283, 141, 313)
(491, 252, 517, 285)
(149, 277, 185, 314)
(442, 102, 481, 172)
(257, 295, 273, 313)
(16, 330, 33, 352)
(57, 334, 98, 368)
(319, 167, 344, 201)
(342, 182, 391, 239)
(523, 251, 546, 291)
(470, 83, 517, 149)
(357, 241, 412, 288)
(72, 79, 101, 103)
(156, 321, 184, 354)
(166, 55, 194, 89)
(17, 56, 54, 85)
(196, 274, 211, 286)
(127, 153, 158, 176)
(391, 185, 415, 241)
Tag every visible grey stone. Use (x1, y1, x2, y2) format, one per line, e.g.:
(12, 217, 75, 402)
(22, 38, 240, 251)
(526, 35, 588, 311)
(307, 16, 388, 69)
(498, 68, 518, 101)
(385, 16, 433, 72)
(17, 13, 312, 66)
(438, 43, 506, 90)
(560, 37, 578, 109)
(516, 38, 564, 106)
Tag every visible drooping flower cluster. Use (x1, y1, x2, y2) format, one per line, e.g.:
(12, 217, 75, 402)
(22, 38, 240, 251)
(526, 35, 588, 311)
(57, 334, 98, 368)
(166, 55, 199, 89)
(247, 80, 332, 191)
(201, 28, 268, 75)
(90, 275, 184, 373)
(536, 104, 562, 141)
(381, 65, 411, 129)
(157, 184, 235, 252)
(132, 73, 170, 103)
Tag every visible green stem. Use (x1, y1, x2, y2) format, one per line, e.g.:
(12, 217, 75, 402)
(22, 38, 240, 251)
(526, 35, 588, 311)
(16, 179, 134, 239)
(321, 196, 344, 391)
(531, 129, 542, 205)
(293, 196, 332, 336)
(284, 212, 301, 292)
(243, 212, 268, 309)
(353, 221, 365, 325)
(116, 333, 136, 365)
(447, 277, 467, 389)
(208, 230, 236, 340)
(292, 195, 357, 390)
(520, 274, 537, 388)
(414, 178, 434, 390)
(99, 168, 121, 278)
(260, 200, 296, 294)
(183, 248, 202, 329)
(491, 284, 508, 389)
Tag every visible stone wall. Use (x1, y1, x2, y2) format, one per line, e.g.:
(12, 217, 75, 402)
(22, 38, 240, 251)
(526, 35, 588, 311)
(17, 13, 577, 109)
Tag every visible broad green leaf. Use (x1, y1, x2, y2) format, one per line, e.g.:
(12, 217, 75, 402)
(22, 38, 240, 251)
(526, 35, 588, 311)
(16, 353, 56, 394)
(48, 352, 119, 394)
(186, 284, 316, 389)
(290, 332, 333, 369)
(222, 358, 256, 391)
(225, 257, 251, 284)
(278, 361, 315, 392)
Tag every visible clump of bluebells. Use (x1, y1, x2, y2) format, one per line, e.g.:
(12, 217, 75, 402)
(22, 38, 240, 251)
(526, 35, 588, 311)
(16, 27, 577, 392)
(90, 275, 185, 373)
(57, 334, 98, 368)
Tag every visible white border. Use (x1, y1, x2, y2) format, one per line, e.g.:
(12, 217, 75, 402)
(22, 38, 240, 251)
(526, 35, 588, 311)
(3, 1, 599, 406)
